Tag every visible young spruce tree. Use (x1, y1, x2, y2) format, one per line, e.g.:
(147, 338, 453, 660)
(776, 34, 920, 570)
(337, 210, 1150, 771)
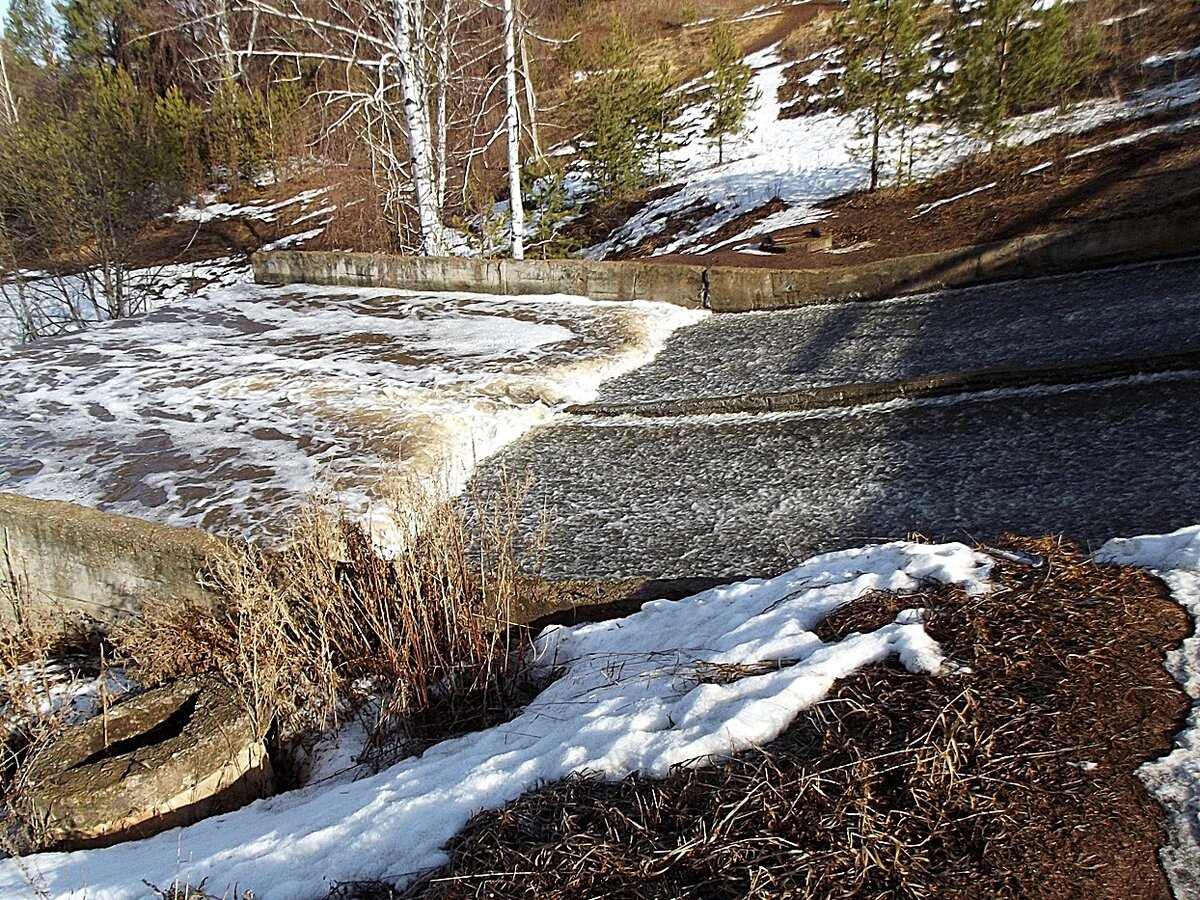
(949, 0, 1088, 147)
(833, 0, 930, 191)
(576, 22, 678, 198)
(704, 22, 755, 165)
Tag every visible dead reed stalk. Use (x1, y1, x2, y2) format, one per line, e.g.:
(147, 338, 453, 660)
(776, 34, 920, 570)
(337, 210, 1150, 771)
(114, 475, 545, 773)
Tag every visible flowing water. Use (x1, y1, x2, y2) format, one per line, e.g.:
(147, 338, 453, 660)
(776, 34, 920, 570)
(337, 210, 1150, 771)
(0, 282, 704, 541)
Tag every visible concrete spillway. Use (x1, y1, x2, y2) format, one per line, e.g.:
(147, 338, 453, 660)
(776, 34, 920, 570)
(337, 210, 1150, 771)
(473, 257, 1200, 579)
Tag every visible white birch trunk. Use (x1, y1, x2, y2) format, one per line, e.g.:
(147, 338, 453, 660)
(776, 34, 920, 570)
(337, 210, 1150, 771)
(434, 0, 451, 210)
(394, 0, 442, 255)
(0, 45, 19, 128)
(214, 0, 237, 82)
(503, 0, 525, 260)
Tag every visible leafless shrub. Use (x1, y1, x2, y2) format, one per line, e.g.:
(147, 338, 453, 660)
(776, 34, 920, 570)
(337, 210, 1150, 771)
(114, 475, 545, 775)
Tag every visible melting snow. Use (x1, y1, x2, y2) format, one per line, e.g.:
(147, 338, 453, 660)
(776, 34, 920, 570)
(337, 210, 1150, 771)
(171, 187, 334, 225)
(912, 182, 998, 218)
(586, 44, 971, 259)
(1143, 47, 1200, 68)
(1098, 526, 1200, 900)
(583, 43, 1200, 260)
(0, 540, 991, 899)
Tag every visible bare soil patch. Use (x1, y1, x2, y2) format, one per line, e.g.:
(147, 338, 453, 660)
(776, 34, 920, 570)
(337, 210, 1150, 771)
(382, 536, 1189, 899)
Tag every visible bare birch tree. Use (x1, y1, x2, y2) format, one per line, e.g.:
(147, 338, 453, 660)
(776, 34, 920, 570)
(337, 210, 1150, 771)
(502, 0, 523, 259)
(225, 0, 533, 257)
(0, 46, 19, 128)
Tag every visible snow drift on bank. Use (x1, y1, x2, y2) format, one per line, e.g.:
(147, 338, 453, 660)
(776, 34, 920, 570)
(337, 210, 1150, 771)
(1099, 525, 1200, 899)
(0, 540, 991, 899)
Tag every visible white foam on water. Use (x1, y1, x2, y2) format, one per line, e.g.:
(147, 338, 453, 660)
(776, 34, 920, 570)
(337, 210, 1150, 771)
(0, 283, 705, 541)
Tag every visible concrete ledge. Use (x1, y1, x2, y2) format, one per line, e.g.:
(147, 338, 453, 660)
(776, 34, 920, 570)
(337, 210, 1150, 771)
(254, 207, 1200, 311)
(569, 350, 1200, 418)
(0, 493, 224, 624)
(254, 252, 707, 309)
(19, 675, 272, 850)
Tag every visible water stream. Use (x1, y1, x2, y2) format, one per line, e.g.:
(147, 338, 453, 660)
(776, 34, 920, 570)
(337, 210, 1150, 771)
(0, 282, 703, 542)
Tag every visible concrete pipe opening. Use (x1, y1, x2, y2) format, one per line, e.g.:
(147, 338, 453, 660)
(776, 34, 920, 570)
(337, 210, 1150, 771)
(18, 675, 274, 850)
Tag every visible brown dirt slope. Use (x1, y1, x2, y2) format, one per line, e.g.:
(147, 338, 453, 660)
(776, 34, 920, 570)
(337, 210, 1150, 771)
(666, 114, 1200, 270)
(633, 0, 1200, 270)
(372, 536, 1189, 900)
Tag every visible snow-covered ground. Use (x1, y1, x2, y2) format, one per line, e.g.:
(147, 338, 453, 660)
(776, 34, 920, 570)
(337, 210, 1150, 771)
(0, 19, 1197, 896)
(171, 187, 335, 228)
(1099, 526, 1200, 899)
(584, 45, 1200, 260)
(584, 43, 957, 259)
(0, 283, 703, 542)
(0, 540, 991, 899)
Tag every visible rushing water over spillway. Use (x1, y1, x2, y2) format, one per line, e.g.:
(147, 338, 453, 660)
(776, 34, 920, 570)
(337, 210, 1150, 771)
(0, 283, 704, 540)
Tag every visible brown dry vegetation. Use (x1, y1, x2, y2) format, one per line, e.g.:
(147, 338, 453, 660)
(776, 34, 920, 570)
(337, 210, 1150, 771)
(382, 536, 1190, 899)
(111, 480, 546, 782)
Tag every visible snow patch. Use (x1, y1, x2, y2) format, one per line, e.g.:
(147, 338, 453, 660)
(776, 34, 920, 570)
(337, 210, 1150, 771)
(587, 44, 971, 260)
(0, 540, 990, 899)
(172, 187, 334, 225)
(1098, 525, 1200, 898)
(1143, 47, 1200, 68)
(912, 182, 997, 218)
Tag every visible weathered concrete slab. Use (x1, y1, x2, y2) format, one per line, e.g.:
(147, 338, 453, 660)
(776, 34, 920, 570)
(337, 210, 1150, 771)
(254, 207, 1200, 311)
(18, 676, 272, 850)
(501, 257, 589, 296)
(0, 493, 224, 624)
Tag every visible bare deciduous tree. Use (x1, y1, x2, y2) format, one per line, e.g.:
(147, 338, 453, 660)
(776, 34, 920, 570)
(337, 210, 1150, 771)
(228, 0, 534, 257)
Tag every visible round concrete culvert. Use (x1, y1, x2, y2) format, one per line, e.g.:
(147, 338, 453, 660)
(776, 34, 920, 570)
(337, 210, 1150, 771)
(18, 675, 274, 850)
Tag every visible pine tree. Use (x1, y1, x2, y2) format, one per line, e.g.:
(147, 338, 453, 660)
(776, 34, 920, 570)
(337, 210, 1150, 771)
(575, 22, 663, 198)
(704, 22, 755, 165)
(3, 0, 58, 66)
(949, 0, 1088, 146)
(59, 0, 123, 67)
(833, 0, 930, 191)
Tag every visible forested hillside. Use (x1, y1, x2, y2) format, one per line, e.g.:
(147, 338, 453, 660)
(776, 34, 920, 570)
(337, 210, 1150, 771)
(0, 0, 1195, 333)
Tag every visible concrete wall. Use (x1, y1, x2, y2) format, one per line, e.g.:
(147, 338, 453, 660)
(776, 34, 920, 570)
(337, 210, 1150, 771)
(0, 493, 224, 625)
(695, 207, 1200, 311)
(254, 207, 1200, 311)
(253, 252, 709, 309)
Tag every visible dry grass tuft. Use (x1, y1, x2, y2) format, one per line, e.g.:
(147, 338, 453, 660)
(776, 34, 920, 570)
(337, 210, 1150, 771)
(394, 536, 1188, 900)
(114, 477, 545, 775)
